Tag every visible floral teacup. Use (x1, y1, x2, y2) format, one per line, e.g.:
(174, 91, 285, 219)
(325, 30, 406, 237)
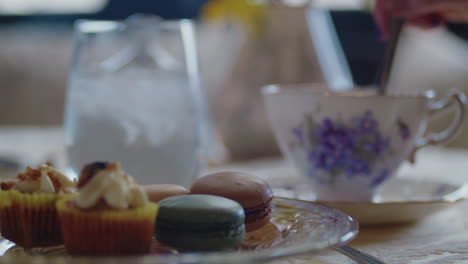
(262, 84, 466, 202)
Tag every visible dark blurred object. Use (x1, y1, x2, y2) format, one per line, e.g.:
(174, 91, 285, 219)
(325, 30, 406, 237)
(0, 0, 208, 24)
(98, 0, 207, 20)
(330, 10, 386, 87)
(447, 23, 468, 42)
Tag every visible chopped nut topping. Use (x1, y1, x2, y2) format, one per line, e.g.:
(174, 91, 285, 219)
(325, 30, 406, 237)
(17, 166, 41, 181)
(106, 162, 121, 171)
(0, 181, 16, 191)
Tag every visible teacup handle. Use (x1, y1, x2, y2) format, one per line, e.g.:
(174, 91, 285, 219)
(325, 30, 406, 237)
(408, 90, 467, 163)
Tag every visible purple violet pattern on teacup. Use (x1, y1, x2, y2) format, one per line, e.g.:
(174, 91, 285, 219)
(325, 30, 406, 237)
(293, 111, 392, 185)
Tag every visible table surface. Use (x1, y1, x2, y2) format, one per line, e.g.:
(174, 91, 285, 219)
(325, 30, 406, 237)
(0, 126, 467, 264)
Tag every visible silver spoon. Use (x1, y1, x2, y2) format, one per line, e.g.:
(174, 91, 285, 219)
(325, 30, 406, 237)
(377, 18, 404, 94)
(335, 245, 388, 264)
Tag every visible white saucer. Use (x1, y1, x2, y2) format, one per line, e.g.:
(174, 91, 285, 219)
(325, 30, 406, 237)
(273, 178, 468, 225)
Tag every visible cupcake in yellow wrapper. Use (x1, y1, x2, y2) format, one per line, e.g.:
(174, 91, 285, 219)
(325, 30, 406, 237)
(57, 162, 158, 256)
(0, 163, 76, 248)
(57, 198, 157, 256)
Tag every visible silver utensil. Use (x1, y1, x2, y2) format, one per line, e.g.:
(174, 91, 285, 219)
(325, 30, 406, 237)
(378, 18, 404, 94)
(0, 239, 15, 256)
(335, 245, 388, 264)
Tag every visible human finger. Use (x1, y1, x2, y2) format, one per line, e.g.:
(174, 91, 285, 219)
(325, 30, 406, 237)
(394, 0, 468, 21)
(373, 0, 392, 39)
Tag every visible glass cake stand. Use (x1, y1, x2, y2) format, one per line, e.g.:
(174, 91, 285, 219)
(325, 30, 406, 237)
(0, 197, 358, 264)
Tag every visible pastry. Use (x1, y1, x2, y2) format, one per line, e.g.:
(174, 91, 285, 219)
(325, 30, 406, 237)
(0, 162, 75, 248)
(56, 162, 158, 256)
(190, 171, 273, 231)
(142, 184, 188, 203)
(156, 194, 245, 251)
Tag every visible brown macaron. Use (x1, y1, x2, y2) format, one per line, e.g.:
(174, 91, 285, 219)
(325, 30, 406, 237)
(190, 172, 273, 232)
(142, 184, 189, 203)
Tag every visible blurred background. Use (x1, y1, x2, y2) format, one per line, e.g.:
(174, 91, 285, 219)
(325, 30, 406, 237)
(1, 0, 468, 161)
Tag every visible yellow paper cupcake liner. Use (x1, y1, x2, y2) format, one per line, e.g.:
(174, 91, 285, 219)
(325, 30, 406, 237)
(57, 197, 158, 256)
(0, 190, 75, 248)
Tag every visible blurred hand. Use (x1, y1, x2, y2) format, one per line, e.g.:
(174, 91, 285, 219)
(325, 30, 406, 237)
(374, 0, 468, 39)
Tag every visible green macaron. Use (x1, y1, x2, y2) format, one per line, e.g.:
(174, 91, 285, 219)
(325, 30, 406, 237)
(155, 194, 246, 251)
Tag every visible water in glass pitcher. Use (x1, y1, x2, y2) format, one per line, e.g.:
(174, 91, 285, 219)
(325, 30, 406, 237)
(65, 69, 201, 186)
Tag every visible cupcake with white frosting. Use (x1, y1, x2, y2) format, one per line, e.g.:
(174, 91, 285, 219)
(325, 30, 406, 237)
(56, 162, 158, 256)
(0, 162, 76, 248)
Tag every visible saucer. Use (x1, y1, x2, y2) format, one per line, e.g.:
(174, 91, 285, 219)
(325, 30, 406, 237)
(273, 178, 468, 225)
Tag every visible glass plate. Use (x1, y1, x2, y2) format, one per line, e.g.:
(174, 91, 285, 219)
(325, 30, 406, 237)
(0, 197, 358, 264)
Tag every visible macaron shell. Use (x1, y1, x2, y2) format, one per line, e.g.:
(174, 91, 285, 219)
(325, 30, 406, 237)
(157, 194, 244, 225)
(190, 172, 273, 208)
(244, 199, 272, 232)
(142, 184, 188, 203)
(156, 222, 245, 251)
(156, 195, 246, 251)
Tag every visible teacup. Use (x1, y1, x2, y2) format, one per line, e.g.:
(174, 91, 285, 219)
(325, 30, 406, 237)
(262, 84, 466, 202)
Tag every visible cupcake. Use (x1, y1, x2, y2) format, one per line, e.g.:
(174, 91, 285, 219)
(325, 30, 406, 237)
(57, 162, 158, 256)
(0, 162, 76, 248)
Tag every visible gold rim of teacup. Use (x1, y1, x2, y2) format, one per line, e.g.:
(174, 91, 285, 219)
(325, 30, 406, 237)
(261, 83, 436, 99)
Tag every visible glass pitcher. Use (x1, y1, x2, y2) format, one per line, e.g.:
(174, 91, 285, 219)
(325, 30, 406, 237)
(64, 15, 207, 186)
